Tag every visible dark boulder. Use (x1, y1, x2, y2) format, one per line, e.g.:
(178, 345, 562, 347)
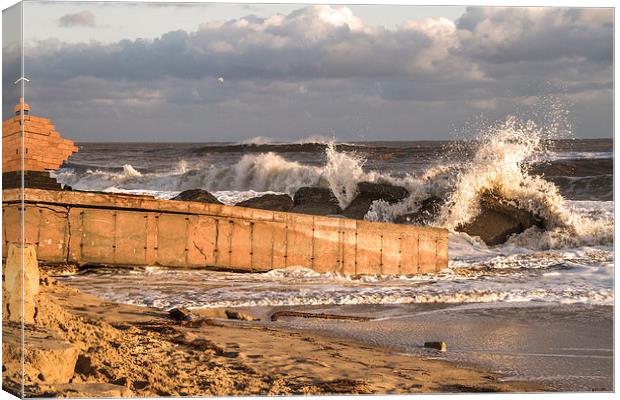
(168, 307, 193, 321)
(457, 191, 545, 245)
(235, 194, 293, 212)
(292, 187, 342, 216)
(172, 189, 222, 205)
(394, 196, 444, 225)
(343, 182, 409, 219)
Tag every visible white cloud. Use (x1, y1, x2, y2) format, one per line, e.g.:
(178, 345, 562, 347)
(58, 11, 96, 27)
(10, 5, 613, 140)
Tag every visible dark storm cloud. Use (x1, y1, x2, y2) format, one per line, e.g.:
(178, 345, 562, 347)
(58, 10, 96, 27)
(15, 5, 614, 140)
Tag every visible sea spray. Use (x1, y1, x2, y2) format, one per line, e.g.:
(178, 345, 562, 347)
(362, 114, 612, 248)
(228, 152, 321, 193)
(56, 143, 375, 208)
(57, 152, 322, 194)
(364, 165, 454, 223)
(436, 116, 556, 228)
(54, 138, 613, 310)
(433, 116, 612, 248)
(322, 143, 367, 208)
(53, 125, 612, 248)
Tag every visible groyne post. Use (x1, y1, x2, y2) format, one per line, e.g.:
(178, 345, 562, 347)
(3, 243, 39, 324)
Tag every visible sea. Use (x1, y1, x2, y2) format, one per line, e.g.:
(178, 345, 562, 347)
(54, 117, 614, 391)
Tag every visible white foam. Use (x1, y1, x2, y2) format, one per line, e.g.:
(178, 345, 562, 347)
(60, 234, 613, 310)
(366, 117, 613, 250)
(56, 129, 613, 250)
(322, 144, 367, 208)
(237, 136, 276, 145)
(60, 189, 615, 310)
(53, 109, 614, 310)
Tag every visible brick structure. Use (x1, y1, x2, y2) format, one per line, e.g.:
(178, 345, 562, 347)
(2, 99, 78, 174)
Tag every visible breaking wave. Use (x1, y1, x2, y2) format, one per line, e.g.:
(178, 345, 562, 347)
(436, 118, 612, 249)
(56, 144, 375, 208)
(365, 117, 613, 249)
(55, 116, 612, 250)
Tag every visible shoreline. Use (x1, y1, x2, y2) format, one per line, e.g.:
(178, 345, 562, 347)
(3, 269, 545, 397)
(252, 302, 613, 392)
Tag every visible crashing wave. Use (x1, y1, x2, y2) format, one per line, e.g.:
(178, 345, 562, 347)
(55, 117, 612, 249)
(56, 144, 373, 208)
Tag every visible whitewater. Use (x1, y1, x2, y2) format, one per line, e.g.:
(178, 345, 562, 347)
(56, 116, 613, 309)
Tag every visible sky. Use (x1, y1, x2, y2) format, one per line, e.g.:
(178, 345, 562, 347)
(2, 1, 613, 142)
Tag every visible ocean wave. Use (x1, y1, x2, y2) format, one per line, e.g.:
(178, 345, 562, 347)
(60, 244, 614, 309)
(55, 144, 377, 208)
(367, 117, 614, 249)
(56, 154, 322, 195)
(237, 135, 342, 146)
(194, 135, 362, 154)
(540, 151, 613, 161)
(55, 116, 613, 251)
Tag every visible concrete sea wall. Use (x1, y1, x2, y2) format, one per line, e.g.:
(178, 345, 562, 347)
(2, 189, 448, 275)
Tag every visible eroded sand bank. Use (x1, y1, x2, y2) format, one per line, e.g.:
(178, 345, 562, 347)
(2, 269, 541, 397)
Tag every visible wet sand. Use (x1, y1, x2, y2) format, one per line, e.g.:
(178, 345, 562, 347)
(260, 302, 613, 392)
(3, 272, 543, 397)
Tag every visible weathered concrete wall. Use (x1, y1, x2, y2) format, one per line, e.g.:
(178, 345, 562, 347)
(2, 189, 448, 275)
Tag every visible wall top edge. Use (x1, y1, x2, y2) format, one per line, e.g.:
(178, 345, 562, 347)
(2, 188, 448, 236)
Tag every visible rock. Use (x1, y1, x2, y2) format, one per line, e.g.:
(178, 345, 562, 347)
(394, 196, 444, 225)
(172, 189, 222, 205)
(168, 307, 193, 321)
(132, 380, 150, 390)
(111, 376, 129, 386)
(41, 382, 133, 397)
(225, 309, 259, 321)
(457, 191, 544, 245)
(3, 244, 40, 323)
(343, 182, 409, 219)
(40, 276, 57, 287)
(292, 187, 342, 216)
(235, 194, 293, 212)
(424, 341, 447, 352)
(74, 355, 97, 376)
(2, 324, 79, 385)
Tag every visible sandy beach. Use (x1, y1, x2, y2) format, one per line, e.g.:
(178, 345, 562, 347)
(2, 268, 547, 397)
(269, 302, 613, 392)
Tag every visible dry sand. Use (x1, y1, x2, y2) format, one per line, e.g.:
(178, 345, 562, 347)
(2, 269, 543, 397)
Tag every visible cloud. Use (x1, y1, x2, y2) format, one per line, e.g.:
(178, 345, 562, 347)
(58, 11, 96, 27)
(29, 6, 476, 83)
(456, 7, 612, 64)
(32, 6, 611, 85)
(12, 5, 613, 140)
